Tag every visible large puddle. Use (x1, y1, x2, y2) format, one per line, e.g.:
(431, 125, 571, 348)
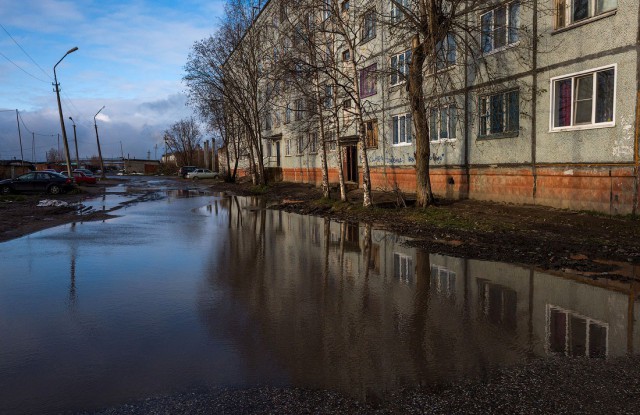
(0, 191, 638, 414)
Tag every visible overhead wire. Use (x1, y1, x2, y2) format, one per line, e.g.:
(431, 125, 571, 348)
(0, 51, 50, 83)
(0, 22, 52, 81)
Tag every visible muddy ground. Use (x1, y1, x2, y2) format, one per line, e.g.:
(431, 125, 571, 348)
(2, 177, 639, 281)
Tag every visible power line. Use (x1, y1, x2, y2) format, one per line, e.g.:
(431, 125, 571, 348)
(0, 50, 49, 83)
(17, 111, 55, 137)
(0, 22, 52, 81)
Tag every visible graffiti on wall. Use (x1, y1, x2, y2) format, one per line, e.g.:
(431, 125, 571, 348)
(613, 116, 634, 159)
(369, 150, 448, 166)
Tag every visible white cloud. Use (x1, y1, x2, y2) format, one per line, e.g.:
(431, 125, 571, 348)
(0, 0, 223, 162)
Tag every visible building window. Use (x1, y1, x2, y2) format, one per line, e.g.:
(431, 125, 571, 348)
(322, 0, 331, 21)
(391, 0, 409, 23)
(390, 50, 411, 86)
(392, 113, 413, 145)
(555, 0, 617, 29)
(328, 131, 337, 151)
(551, 66, 615, 130)
(362, 9, 376, 42)
(436, 33, 456, 69)
(266, 141, 272, 158)
(297, 135, 304, 154)
(481, 1, 520, 54)
(341, 0, 350, 12)
(274, 110, 282, 128)
(547, 305, 608, 358)
(431, 265, 456, 298)
(310, 132, 318, 153)
(264, 111, 272, 131)
(429, 105, 457, 141)
(342, 49, 350, 61)
(478, 279, 517, 331)
(285, 103, 292, 124)
(359, 63, 377, 98)
(479, 90, 519, 137)
(295, 98, 305, 121)
(393, 253, 414, 284)
(324, 84, 333, 109)
(365, 119, 378, 148)
(285, 138, 292, 155)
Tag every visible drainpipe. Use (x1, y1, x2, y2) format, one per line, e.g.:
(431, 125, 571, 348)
(634, 0, 640, 215)
(531, 0, 538, 204)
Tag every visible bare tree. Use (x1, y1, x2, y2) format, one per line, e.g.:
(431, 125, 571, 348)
(383, 0, 536, 206)
(163, 118, 202, 166)
(46, 148, 63, 163)
(185, 0, 280, 185)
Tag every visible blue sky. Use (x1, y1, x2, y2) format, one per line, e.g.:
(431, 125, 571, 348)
(0, 0, 224, 161)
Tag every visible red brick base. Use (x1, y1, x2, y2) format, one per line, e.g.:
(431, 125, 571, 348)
(277, 165, 639, 215)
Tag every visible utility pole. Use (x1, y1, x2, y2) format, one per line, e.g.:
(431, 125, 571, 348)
(15, 110, 23, 165)
(69, 117, 80, 168)
(93, 106, 107, 179)
(154, 144, 158, 160)
(53, 47, 78, 177)
(32, 132, 35, 163)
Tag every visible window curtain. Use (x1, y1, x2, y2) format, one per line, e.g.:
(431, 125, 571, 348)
(555, 79, 572, 127)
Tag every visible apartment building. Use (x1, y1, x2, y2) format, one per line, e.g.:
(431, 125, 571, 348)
(227, 0, 637, 214)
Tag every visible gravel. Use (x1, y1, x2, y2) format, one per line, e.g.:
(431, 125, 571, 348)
(79, 357, 640, 414)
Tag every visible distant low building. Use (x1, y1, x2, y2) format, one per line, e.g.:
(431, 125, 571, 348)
(0, 160, 33, 179)
(123, 158, 160, 175)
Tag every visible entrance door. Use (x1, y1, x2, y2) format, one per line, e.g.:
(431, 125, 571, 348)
(275, 141, 281, 167)
(346, 145, 358, 183)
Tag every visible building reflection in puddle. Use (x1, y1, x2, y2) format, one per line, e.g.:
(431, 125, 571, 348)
(199, 196, 640, 400)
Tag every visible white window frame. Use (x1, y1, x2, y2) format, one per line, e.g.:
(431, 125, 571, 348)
(285, 138, 292, 156)
(390, 49, 411, 86)
(545, 304, 609, 358)
(390, 0, 409, 23)
(310, 132, 318, 153)
(435, 33, 456, 70)
(297, 135, 304, 155)
(392, 113, 413, 146)
(393, 252, 414, 284)
(478, 89, 520, 137)
(429, 105, 457, 142)
(549, 64, 616, 132)
(554, 0, 617, 30)
(480, 1, 520, 55)
(362, 9, 376, 42)
(294, 98, 305, 121)
(324, 84, 333, 109)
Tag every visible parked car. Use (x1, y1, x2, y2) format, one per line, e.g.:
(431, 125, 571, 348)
(0, 171, 75, 195)
(178, 166, 197, 178)
(62, 171, 97, 185)
(186, 168, 219, 180)
(74, 168, 95, 177)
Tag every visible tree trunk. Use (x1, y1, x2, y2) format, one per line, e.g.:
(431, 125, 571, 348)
(410, 35, 434, 207)
(359, 121, 372, 207)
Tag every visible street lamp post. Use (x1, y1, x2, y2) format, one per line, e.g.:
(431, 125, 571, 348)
(53, 47, 78, 178)
(94, 106, 106, 179)
(68, 117, 80, 169)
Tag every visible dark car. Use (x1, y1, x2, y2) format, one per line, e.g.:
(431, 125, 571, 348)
(178, 166, 197, 178)
(0, 171, 75, 195)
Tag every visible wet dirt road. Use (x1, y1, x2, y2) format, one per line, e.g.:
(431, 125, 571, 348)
(0, 177, 638, 414)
